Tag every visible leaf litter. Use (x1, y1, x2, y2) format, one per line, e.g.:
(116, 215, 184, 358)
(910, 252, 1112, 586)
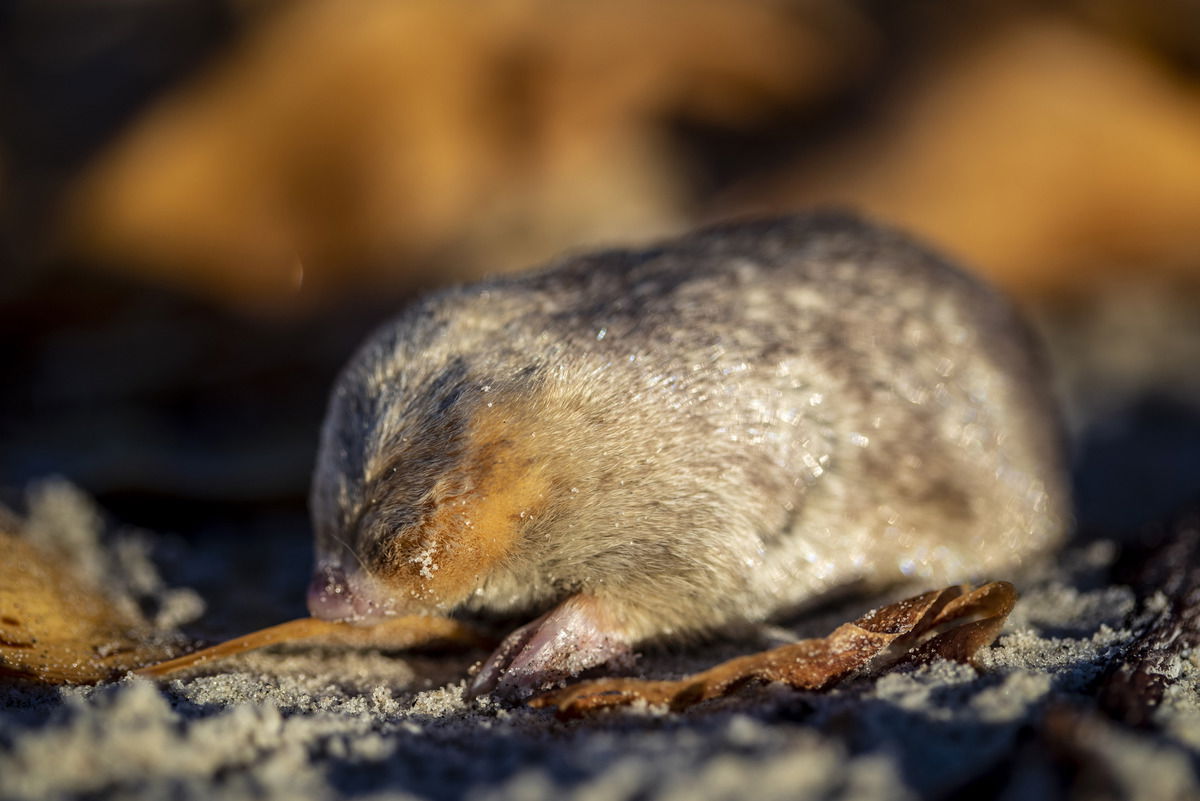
(2, 494, 1015, 719)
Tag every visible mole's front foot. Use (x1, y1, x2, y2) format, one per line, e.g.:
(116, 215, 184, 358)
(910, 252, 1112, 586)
(465, 595, 634, 702)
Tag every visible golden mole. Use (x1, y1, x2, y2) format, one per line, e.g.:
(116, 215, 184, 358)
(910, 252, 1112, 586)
(307, 212, 1069, 698)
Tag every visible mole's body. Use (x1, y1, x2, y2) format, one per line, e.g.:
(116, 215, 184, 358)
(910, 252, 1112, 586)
(308, 213, 1069, 697)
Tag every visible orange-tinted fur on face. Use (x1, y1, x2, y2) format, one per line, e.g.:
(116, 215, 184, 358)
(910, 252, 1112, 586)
(374, 402, 551, 608)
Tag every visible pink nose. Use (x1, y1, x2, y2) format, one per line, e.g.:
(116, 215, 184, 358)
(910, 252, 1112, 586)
(307, 564, 356, 620)
(306, 564, 390, 622)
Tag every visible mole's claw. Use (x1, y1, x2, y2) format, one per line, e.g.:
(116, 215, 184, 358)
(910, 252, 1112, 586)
(464, 617, 542, 701)
(463, 595, 633, 704)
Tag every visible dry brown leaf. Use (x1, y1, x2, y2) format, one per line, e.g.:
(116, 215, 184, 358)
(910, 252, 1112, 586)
(532, 581, 1016, 717)
(0, 530, 178, 684)
(899, 580, 1017, 666)
(135, 615, 491, 679)
(0, 522, 489, 684)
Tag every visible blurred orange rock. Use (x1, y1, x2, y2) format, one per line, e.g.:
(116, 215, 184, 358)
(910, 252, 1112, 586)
(741, 17, 1200, 303)
(66, 0, 869, 312)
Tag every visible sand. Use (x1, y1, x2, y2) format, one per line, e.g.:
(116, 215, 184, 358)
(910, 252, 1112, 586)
(3, 482, 1199, 801)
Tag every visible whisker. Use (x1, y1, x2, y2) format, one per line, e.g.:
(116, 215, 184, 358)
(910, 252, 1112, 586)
(329, 531, 370, 574)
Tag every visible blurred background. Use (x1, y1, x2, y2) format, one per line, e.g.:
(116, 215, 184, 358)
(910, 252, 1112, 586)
(3, 0, 1200, 578)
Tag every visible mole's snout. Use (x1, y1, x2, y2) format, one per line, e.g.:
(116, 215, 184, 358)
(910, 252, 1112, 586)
(306, 564, 392, 623)
(306, 564, 355, 620)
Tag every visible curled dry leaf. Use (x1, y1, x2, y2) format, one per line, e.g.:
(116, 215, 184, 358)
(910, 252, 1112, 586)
(135, 615, 491, 679)
(0, 530, 178, 684)
(532, 581, 1016, 718)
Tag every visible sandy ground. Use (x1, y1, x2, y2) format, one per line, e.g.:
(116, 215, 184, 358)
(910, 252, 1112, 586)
(3, 483, 1200, 801)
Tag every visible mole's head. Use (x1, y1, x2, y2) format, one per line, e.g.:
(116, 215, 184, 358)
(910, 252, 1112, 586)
(307, 353, 556, 623)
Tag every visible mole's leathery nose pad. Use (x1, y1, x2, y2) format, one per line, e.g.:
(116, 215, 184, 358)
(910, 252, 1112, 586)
(306, 564, 357, 621)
